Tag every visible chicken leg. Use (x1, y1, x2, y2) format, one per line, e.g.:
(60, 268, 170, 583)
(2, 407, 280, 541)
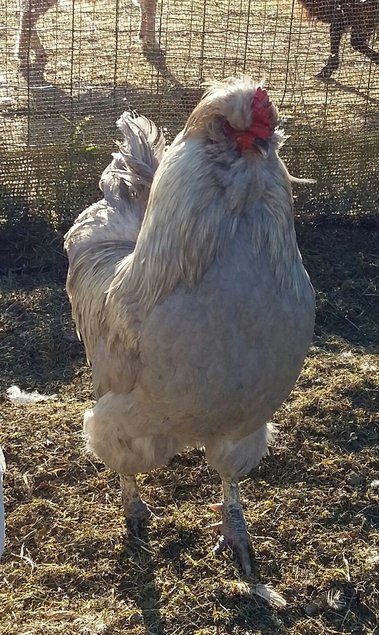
(212, 478, 253, 575)
(120, 474, 158, 536)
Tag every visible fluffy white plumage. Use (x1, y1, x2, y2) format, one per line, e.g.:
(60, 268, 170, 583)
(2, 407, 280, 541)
(65, 77, 315, 573)
(0, 446, 5, 558)
(6, 385, 57, 404)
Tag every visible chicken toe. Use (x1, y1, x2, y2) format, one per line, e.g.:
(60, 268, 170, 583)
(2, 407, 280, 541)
(212, 478, 253, 575)
(120, 474, 161, 537)
(126, 499, 160, 537)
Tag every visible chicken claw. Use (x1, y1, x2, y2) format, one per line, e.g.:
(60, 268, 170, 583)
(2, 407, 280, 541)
(211, 479, 253, 575)
(126, 499, 161, 537)
(120, 474, 161, 537)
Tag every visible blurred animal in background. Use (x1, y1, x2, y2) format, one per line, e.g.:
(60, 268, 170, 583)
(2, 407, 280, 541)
(0, 446, 5, 559)
(299, 0, 379, 77)
(65, 77, 315, 574)
(15, 0, 158, 77)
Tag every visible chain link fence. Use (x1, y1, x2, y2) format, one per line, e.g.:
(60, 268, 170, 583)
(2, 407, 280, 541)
(0, 0, 378, 271)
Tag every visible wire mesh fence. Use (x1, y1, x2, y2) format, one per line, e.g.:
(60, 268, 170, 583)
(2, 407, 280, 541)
(0, 0, 378, 271)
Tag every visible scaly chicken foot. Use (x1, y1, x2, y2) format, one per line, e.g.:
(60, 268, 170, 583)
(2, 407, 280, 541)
(212, 478, 253, 575)
(120, 474, 161, 537)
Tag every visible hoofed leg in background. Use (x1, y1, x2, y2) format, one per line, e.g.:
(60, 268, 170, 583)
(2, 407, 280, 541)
(31, 30, 48, 68)
(317, 17, 346, 78)
(138, 0, 158, 48)
(350, 28, 379, 66)
(16, 2, 49, 77)
(212, 478, 253, 575)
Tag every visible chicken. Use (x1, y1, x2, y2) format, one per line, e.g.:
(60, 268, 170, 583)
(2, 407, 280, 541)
(65, 77, 315, 574)
(0, 446, 5, 558)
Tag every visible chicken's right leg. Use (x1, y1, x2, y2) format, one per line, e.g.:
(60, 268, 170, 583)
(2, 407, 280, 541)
(120, 474, 159, 536)
(212, 478, 253, 575)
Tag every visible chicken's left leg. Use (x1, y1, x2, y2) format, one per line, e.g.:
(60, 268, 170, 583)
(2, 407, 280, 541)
(212, 478, 252, 575)
(120, 474, 159, 536)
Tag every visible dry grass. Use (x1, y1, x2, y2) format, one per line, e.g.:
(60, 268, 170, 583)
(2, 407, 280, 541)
(0, 224, 378, 634)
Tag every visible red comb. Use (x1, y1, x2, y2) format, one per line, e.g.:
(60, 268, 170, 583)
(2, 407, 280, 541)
(226, 87, 275, 152)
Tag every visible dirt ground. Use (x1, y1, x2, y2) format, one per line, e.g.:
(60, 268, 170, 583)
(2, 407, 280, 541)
(0, 222, 378, 635)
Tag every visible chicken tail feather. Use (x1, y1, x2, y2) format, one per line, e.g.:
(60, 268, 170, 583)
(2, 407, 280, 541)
(64, 112, 165, 357)
(100, 112, 166, 204)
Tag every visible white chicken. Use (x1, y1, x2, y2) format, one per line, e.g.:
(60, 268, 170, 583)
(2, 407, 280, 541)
(65, 77, 315, 574)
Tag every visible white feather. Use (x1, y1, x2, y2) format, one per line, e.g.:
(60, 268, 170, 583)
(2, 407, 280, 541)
(6, 385, 57, 404)
(231, 581, 287, 608)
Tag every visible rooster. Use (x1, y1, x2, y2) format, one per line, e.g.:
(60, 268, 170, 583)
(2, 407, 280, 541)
(65, 77, 315, 574)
